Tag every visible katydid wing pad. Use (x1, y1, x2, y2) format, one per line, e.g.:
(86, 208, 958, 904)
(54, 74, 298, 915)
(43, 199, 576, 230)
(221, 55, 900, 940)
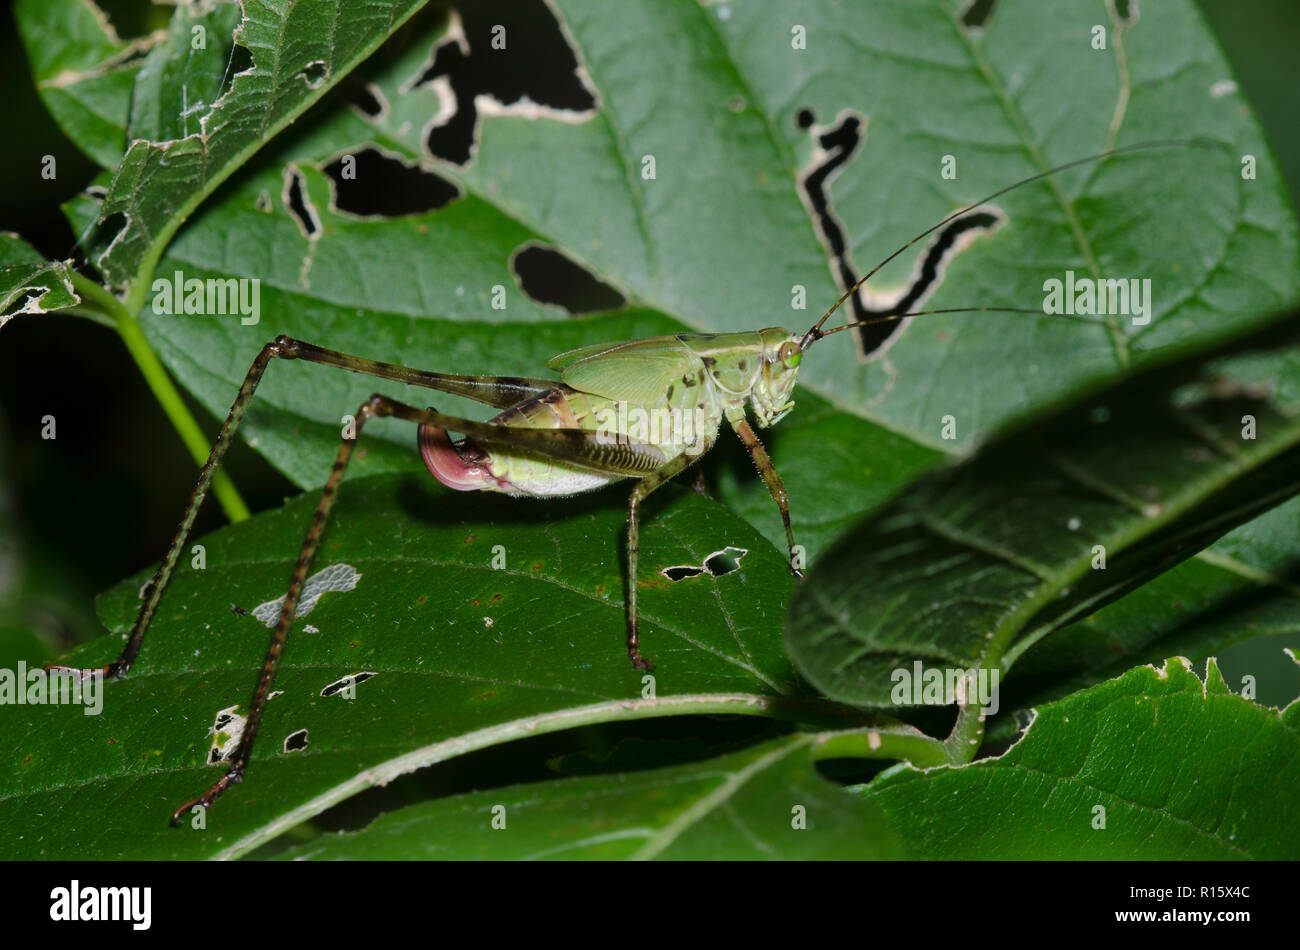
(548, 336, 702, 405)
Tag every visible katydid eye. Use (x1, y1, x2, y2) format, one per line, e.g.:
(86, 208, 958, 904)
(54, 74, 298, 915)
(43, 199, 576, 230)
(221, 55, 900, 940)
(778, 342, 802, 368)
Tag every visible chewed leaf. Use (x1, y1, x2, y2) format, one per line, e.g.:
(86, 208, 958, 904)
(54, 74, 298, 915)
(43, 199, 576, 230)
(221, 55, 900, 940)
(0, 234, 79, 324)
(250, 563, 362, 626)
(0, 477, 805, 859)
(661, 546, 748, 582)
(206, 705, 247, 765)
(866, 658, 1300, 859)
(15, 0, 142, 168)
(84, 0, 434, 288)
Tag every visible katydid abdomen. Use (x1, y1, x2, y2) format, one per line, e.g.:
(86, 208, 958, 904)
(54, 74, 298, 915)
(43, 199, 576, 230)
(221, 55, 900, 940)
(418, 370, 728, 497)
(418, 384, 625, 495)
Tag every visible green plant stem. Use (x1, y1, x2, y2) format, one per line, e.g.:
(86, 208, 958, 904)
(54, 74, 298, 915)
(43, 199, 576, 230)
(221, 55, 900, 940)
(944, 697, 987, 764)
(810, 702, 987, 771)
(71, 272, 250, 523)
(813, 726, 953, 769)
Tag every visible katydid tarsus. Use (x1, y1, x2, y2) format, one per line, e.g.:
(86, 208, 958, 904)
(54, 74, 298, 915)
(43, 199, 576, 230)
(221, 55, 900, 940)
(50, 140, 1194, 823)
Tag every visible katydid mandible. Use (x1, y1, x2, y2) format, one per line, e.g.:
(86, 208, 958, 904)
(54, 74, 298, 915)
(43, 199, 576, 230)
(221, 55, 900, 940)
(50, 141, 1189, 823)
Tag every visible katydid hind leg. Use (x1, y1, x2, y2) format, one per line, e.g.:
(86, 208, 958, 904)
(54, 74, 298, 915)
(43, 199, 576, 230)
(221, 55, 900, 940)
(169, 392, 399, 823)
(288, 337, 558, 409)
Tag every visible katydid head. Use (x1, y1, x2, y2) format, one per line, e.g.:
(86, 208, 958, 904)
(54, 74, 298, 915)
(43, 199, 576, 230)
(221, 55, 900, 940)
(750, 327, 805, 427)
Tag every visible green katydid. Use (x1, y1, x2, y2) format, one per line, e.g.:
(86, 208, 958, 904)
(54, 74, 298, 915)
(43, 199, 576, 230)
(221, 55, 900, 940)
(50, 141, 1189, 823)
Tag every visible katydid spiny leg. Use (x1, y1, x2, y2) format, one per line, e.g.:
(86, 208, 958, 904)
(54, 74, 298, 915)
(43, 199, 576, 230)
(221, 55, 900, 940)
(171, 390, 385, 822)
(49, 337, 286, 683)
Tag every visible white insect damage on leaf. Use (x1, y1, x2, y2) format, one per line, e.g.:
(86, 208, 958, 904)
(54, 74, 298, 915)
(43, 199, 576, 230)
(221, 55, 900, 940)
(251, 562, 361, 627)
(0, 278, 77, 323)
(207, 704, 247, 765)
(321, 671, 377, 698)
(473, 93, 594, 125)
(0, 241, 79, 325)
(280, 164, 322, 287)
(298, 60, 328, 89)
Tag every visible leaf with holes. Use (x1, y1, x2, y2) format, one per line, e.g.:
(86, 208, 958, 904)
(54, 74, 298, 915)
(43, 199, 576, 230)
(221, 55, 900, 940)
(13, 0, 1300, 861)
(786, 314, 1300, 709)
(0, 234, 79, 323)
(14, 0, 144, 169)
(865, 657, 1300, 859)
(79, 0, 436, 289)
(0, 476, 876, 859)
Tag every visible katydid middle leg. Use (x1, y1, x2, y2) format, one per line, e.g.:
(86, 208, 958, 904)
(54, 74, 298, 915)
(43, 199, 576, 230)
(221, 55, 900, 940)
(624, 452, 701, 670)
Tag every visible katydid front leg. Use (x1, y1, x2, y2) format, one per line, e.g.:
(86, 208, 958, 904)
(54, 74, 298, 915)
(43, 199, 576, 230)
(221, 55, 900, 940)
(726, 406, 803, 579)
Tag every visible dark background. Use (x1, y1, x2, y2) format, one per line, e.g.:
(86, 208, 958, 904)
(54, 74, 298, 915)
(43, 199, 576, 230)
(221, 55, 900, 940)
(1, 0, 1297, 795)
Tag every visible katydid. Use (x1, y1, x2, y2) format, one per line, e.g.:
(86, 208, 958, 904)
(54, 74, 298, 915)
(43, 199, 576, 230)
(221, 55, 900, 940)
(49, 141, 1191, 823)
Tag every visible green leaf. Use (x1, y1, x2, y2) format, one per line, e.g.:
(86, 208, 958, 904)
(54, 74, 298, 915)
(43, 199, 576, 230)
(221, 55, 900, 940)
(272, 734, 901, 859)
(0, 475, 879, 860)
(0, 234, 79, 322)
(84, 0, 435, 289)
(15, 0, 141, 168)
(786, 315, 1300, 708)
(15, 0, 1300, 862)
(865, 657, 1300, 858)
(996, 497, 1300, 718)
